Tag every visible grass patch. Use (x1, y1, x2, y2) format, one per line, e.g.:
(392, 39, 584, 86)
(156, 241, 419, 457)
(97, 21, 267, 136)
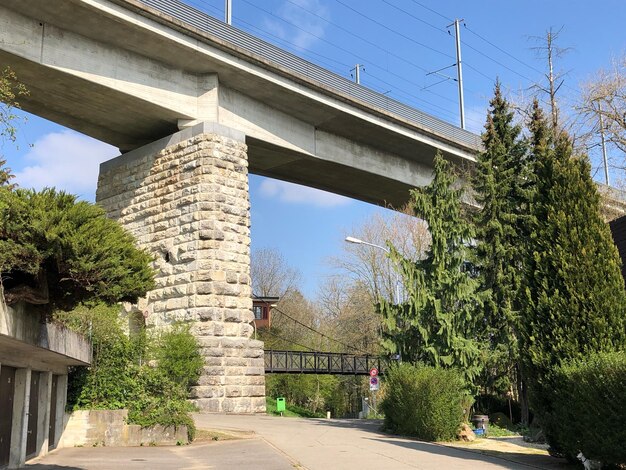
(266, 397, 325, 418)
(485, 424, 519, 438)
(194, 429, 252, 442)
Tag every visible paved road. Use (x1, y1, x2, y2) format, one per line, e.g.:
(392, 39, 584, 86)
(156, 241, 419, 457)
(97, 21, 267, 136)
(25, 438, 294, 470)
(28, 414, 572, 470)
(194, 414, 572, 470)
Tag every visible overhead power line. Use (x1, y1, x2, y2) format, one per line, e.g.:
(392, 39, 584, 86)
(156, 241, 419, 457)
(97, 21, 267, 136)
(334, 0, 452, 60)
(381, 0, 448, 35)
(170, 0, 487, 128)
(408, 0, 453, 22)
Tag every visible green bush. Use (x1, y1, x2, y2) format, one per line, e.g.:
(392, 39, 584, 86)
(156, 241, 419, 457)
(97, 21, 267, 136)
(546, 351, 626, 465)
(63, 306, 202, 441)
(154, 324, 203, 389)
(381, 363, 467, 441)
(0, 188, 154, 311)
(265, 374, 351, 417)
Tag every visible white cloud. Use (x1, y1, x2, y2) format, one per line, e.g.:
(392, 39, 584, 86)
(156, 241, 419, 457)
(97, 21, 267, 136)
(14, 130, 118, 200)
(259, 178, 352, 207)
(264, 0, 330, 50)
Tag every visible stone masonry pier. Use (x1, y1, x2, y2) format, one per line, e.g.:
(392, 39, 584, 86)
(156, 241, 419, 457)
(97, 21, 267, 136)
(96, 122, 265, 413)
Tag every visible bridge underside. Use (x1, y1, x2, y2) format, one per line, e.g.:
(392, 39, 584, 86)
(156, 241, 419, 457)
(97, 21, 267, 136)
(0, 0, 479, 208)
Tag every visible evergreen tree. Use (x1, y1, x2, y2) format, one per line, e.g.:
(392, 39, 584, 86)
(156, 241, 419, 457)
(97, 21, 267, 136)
(521, 101, 626, 446)
(379, 152, 483, 385)
(473, 83, 532, 421)
(0, 188, 155, 310)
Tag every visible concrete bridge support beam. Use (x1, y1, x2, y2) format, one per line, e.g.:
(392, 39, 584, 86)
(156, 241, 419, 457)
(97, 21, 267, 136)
(96, 122, 265, 413)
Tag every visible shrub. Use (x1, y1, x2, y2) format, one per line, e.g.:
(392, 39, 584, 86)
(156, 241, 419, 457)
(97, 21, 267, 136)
(546, 351, 626, 465)
(265, 374, 349, 416)
(381, 363, 467, 441)
(0, 188, 154, 311)
(154, 324, 203, 389)
(63, 306, 202, 441)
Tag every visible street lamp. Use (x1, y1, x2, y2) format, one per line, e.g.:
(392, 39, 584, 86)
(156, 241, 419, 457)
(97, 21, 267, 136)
(345, 236, 401, 304)
(345, 236, 389, 253)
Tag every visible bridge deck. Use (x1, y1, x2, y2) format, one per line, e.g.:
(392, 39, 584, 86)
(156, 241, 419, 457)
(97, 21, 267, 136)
(264, 350, 386, 375)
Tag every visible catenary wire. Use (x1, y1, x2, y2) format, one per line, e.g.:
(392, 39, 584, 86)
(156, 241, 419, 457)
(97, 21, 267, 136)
(185, 0, 484, 126)
(161, 0, 486, 127)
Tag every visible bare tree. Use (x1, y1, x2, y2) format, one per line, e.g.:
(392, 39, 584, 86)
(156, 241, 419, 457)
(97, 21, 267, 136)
(530, 27, 572, 131)
(317, 276, 381, 354)
(332, 204, 430, 302)
(250, 247, 301, 298)
(576, 55, 626, 179)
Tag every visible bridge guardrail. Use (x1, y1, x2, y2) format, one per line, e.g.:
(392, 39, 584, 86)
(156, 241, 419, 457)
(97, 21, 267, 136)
(264, 349, 387, 375)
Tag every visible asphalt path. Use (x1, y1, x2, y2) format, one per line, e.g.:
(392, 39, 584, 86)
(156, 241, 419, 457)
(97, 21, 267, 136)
(194, 414, 573, 470)
(28, 414, 573, 470)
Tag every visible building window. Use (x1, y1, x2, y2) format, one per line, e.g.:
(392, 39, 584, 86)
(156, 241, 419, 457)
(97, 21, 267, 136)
(253, 305, 263, 320)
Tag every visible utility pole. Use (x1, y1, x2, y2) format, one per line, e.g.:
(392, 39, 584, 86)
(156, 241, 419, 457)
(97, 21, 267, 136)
(351, 64, 365, 84)
(448, 19, 465, 130)
(598, 106, 610, 186)
(225, 0, 232, 25)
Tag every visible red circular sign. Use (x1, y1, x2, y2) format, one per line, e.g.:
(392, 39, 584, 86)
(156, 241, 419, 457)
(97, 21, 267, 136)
(370, 367, 378, 377)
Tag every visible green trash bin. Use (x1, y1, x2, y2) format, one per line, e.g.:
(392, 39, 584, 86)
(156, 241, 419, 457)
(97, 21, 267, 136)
(276, 397, 286, 413)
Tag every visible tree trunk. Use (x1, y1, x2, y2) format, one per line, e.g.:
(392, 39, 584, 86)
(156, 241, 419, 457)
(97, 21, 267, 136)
(517, 365, 530, 425)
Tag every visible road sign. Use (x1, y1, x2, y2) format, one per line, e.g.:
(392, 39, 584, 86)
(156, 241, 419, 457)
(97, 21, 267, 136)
(369, 376, 379, 391)
(369, 367, 378, 377)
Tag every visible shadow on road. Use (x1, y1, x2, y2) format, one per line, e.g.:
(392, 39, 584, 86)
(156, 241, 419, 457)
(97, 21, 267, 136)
(306, 418, 575, 470)
(25, 465, 84, 470)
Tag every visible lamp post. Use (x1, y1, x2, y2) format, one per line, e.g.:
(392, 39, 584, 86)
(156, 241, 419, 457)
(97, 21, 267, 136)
(344, 236, 402, 304)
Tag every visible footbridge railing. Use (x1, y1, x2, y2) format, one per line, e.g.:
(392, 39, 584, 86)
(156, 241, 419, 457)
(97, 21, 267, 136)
(264, 350, 387, 375)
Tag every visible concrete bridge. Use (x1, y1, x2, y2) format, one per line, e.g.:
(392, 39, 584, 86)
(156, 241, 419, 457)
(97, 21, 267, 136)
(0, 0, 482, 414)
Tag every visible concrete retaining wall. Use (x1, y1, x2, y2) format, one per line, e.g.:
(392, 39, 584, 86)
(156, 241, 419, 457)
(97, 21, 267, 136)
(59, 410, 188, 447)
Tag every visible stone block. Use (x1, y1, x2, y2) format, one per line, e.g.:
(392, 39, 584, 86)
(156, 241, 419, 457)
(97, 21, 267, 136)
(192, 398, 222, 413)
(190, 386, 224, 399)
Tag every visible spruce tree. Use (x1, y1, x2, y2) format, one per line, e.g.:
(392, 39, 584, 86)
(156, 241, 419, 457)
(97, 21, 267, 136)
(379, 152, 483, 385)
(521, 101, 626, 446)
(473, 83, 532, 420)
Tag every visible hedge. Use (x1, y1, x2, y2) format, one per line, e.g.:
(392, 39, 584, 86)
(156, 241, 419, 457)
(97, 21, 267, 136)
(546, 351, 626, 465)
(381, 363, 467, 441)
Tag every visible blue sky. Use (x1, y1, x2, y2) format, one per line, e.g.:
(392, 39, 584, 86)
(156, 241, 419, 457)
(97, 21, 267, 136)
(3, 0, 626, 297)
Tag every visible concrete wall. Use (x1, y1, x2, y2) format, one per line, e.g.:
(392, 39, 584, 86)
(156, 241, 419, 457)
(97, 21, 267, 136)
(0, 296, 88, 468)
(0, 299, 91, 371)
(97, 122, 265, 413)
(59, 410, 188, 447)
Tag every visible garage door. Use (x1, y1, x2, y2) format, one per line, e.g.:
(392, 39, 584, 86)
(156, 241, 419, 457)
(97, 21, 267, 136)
(0, 366, 16, 468)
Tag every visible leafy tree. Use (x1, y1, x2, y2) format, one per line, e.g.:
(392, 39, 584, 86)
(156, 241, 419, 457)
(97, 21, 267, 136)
(473, 83, 532, 421)
(0, 67, 27, 189)
(0, 188, 155, 310)
(521, 101, 626, 447)
(379, 152, 483, 385)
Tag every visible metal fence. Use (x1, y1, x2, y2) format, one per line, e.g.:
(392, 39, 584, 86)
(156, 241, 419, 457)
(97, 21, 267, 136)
(264, 350, 386, 375)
